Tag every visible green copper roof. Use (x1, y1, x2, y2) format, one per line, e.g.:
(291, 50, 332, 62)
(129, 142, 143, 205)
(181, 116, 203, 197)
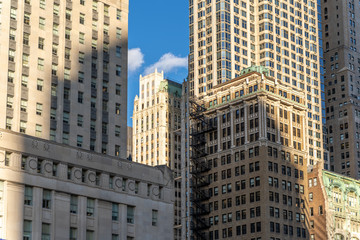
(240, 65, 269, 77)
(158, 80, 182, 97)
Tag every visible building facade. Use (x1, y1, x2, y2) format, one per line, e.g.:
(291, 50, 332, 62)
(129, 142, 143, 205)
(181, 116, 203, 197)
(132, 70, 182, 239)
(0, 0, 128, 158)
(0, 129, 174, 240)
(322, 0, 360, 178)
(308, 168, 360, 240)
(185, 0, 325, 238)
(183, 68, 315, 239)
(127, 126, 132, 160)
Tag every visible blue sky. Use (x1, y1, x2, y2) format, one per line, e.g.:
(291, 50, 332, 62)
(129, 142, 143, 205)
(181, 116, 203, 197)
(127, 1, 189, 126)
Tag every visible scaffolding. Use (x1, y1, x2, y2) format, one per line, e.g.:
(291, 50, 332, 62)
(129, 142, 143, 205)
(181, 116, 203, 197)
(188, 97, 216, 240)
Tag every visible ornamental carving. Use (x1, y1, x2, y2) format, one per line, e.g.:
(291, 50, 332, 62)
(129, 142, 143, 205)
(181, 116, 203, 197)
(115, 178, 122, 188)
(28, 158, 37, 170)
(74, 169, 82, 180)
(44, 163, 52, 173)
(128, 181, 135, 191)
(88, 173, 96, 183)
(32, 140, 38, 149)
(152, 187, 160, 196)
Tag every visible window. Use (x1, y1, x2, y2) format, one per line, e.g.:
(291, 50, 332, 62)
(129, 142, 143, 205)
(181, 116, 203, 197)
(8, 70, 15, 83)
(112, 203, 119, 221)
(41, 223, 50, 240)
(42, 190, 51, 209)
(6, 95, 13, 108)
(115, 145, 120, 156)
(79, 52, 85, 63)
(116, 28, 122, 39)
(86, 230, 94, 240)
(8, 49, 15, 62)
(6, 117, 12, 130)
(38, 58, 45, 70)
(70, 228, 77, 240)
(70, 195, 78, 214)
(39, 17, 45, 29)
(115, 125, 121, 137)
(23, 220, 32, 240)
(39, 0, 46, 9)
(116, 65, 121, 76)
(53, 4, 60, 15)
(87, 198, 95, 216)
(20, 121, 27, 133)
(116, 9, 122, 20)
(38, 37, 44, 49)
(127, 206, 135, 223)
(77, 115, 83, 127)
(22, 54, 29, 66)
(79, 32, 85, 44)
(21, 99, 28, 112)
(37, 79, 44, 91)
(104, 4, 109, 15)
(23, 33, 30, 46)
(116, 84, 121, 95)
(80, 13, 85, 24)
(10, 7, 17, 20)
(115, 103, 121, 115)
(65, 28, 71, 40)
(78, 91, 83, 103)
(77, 135, 83, 147)
(36, 103, 43, 115)
(35, 124, 42, 137)
(24, 186, 33, 205)
(116, 46, 121, 57)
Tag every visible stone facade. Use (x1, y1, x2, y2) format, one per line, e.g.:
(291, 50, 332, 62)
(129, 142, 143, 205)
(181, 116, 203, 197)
(132, 70, 182, 239)
(0, 129, 174, 240)
(309, 168, 360, 240)
(0, 0, 128, 158)
(322, 0, 360, 178)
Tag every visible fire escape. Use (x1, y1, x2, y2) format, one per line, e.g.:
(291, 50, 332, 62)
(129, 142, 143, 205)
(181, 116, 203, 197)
(188, 98, 216, 240)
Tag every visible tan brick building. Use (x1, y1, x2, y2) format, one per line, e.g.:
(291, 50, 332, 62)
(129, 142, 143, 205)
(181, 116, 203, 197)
(132, 70, 182, 239)
(184, 68, 315, 239)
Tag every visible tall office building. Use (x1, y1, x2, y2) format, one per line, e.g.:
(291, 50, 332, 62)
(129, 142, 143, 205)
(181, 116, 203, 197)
(0, 0, 176, 239)
(132, 70, 182, 239)
(322, 0, 360, 178)
(0, 0, 128, 158)
(184, 0, 325, 238)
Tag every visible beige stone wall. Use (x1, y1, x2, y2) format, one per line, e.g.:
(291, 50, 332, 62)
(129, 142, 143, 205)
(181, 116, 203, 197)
(0, 129, 174, 240)
(0, 0, 128, 158)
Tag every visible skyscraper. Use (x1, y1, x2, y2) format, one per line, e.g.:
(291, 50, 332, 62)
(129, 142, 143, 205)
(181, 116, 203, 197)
(322, 0, 360, 178)
(184, 0, 325, 238)
(0, 0, 128, 158)
(132, 70, 183, 239)
(0, 1, 176, 239)
(188, 0, 324, 165)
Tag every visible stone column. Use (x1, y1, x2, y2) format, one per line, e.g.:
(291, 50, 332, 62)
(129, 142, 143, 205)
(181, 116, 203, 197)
(244, 103, 249, 144)
(5, 182, 24, 240)
(54, 192, 70, 240)
(230, 107, 235, 147)
(289, 106, 294, 148)
(217, 111, 222, 151)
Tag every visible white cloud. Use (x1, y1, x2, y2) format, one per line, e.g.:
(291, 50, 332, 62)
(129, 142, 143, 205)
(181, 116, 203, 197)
(144, 53, 187, 75)
(128, 48, 144, 73)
